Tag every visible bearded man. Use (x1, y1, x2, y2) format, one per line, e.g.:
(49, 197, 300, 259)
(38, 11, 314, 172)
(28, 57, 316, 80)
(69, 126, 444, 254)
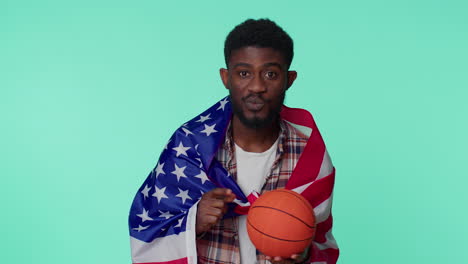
(129, 19, 339, 264)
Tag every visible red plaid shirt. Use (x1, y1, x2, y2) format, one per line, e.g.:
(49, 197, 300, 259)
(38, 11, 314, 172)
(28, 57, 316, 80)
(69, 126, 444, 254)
(197, 119, 314, 264)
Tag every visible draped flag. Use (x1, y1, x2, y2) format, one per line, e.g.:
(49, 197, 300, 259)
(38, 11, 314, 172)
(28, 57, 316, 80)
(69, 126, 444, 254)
(129, 97, 339, 264)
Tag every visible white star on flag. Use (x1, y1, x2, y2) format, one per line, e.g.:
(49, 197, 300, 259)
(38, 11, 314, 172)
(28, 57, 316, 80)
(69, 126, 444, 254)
(176, 188, 192, 204)
(175, 216, 185, 228)
(194, 170, 209, 184)
(217, 98, 229, 111)
(181, 127, 194, 136)
(171, 163, 187, 182)
(155, 162, 165, 178)
(195, 113, 212, 123)
(194, 144, 201, 155)
(141, 184, 152, 199)
(172, 142, 191, 157)
(137, 208, 154, 223)
(158, 210, 174, 219)
(152, 186, 169, 203)
(133, 225, 149, 232)
(200, 124, 217, 136)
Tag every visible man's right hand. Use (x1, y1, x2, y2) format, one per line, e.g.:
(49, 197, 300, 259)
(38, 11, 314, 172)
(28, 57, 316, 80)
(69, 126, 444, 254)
(196, 188, 236, 235)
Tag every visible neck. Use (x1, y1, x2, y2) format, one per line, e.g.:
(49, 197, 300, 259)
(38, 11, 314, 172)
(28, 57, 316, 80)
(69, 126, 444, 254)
(231, 116, 280, 153)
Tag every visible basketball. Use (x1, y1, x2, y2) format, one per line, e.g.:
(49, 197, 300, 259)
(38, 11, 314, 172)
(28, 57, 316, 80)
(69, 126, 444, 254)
(246, 189, 316, 257)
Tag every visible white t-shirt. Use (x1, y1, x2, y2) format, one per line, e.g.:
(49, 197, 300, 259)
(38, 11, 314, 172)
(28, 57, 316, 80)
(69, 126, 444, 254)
(235, 139, 279, 264)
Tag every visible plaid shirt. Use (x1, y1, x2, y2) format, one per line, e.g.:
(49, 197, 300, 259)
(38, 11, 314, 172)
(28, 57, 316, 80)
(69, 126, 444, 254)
(196, 119, 309, 264)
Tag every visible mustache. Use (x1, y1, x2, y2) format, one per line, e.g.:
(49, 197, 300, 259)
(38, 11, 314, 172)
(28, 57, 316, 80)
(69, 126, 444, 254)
(242, 94, 266, 104)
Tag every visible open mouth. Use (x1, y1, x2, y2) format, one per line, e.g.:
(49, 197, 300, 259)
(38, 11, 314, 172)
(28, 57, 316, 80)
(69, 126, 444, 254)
(244, 97, 265, 111)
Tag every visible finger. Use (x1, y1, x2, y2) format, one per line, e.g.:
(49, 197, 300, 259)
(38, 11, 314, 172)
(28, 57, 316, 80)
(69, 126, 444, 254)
(202, 198, 226, 209)
(218, 189, 236, 202)
(206, 188, 231, 199)
(196, 214, 219, 234)
(222, 203, 230, 214)
(273, 256, 283, 262)
(203, 215, 219, 225)
(205, 198, 234, 210)
(202, 207, 224, 217)
(223, 191, 236, 202)
(290, 254, 299, 259)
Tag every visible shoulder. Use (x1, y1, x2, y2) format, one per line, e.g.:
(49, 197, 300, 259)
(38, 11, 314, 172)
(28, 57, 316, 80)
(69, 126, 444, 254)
(279, 119, 310, 155)
(281, 119, 311, 142)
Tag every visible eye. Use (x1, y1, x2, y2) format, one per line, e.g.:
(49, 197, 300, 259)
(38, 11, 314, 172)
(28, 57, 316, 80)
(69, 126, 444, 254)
(265, 71, 278, 80)
(239, 71, 250, 78)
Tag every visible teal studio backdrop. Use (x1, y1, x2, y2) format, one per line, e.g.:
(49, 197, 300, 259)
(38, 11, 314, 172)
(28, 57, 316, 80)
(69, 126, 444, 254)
(1, 0, 467, 263)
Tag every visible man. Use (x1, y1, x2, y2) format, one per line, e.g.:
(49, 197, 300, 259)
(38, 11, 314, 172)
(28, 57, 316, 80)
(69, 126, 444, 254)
(129, 19, 339, 264)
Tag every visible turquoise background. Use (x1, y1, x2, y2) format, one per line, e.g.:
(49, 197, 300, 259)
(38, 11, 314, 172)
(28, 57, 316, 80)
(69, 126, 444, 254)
(1, 0, 467, 263)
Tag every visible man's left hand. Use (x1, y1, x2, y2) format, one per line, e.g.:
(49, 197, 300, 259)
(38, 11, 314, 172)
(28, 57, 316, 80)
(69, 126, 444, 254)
(264, 247, 310, 264)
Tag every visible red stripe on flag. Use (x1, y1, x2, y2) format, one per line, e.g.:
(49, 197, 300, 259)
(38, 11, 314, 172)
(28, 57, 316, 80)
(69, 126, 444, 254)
(310, 247, 339, 264)
(314, 214, 334, 243)
(280, 105, 314, 127)
(300, 169, 335, 208)
(287, 129, 325, 188)
(323, 248, 339, 264)
(282, 106, 339, 263)
(133, 257, 188, 264)
(282, 106, 326, 189)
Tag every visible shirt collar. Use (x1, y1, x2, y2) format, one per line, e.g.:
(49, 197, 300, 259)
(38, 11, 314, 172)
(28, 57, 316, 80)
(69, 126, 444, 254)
(222, 119, 289, 163)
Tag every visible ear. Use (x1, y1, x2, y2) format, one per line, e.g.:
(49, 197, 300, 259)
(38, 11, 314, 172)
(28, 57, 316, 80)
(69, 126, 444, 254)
(286, 70, 297, 90)
(219, 68, 229, 89)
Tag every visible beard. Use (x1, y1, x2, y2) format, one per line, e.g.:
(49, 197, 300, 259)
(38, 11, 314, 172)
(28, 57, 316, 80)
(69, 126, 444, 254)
(229, 91, 285, 129)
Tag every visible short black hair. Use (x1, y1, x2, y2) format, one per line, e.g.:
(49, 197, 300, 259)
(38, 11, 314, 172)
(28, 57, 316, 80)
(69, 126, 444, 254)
(224, 18, 294, 68)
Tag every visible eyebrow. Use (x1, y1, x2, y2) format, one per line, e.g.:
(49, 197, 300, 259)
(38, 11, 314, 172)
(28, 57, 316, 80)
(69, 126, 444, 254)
(263, 62, 284, 69)
(230, 62, 284, 70)
(231, 62, 251, 69)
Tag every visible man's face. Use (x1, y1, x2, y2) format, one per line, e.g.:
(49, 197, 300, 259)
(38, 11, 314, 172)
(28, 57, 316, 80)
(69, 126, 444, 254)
(220, 46, 297, 129)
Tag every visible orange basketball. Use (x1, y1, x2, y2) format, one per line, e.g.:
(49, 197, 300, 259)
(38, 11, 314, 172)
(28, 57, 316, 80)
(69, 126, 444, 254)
(246, 189, 316, 257)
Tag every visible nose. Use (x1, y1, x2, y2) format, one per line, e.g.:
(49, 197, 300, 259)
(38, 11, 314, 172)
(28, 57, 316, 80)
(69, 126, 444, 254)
(248, 75, 267, 94)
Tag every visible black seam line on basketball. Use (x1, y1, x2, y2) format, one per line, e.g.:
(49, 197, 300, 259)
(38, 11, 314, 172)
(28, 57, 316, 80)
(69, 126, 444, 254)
(250, 205, 316, 229)
(247, 219, 314, 242)
(276, 190, 313, 213)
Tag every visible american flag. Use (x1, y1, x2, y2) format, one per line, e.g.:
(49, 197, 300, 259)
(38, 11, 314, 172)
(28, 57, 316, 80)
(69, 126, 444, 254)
(129, 97, 339, 264)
